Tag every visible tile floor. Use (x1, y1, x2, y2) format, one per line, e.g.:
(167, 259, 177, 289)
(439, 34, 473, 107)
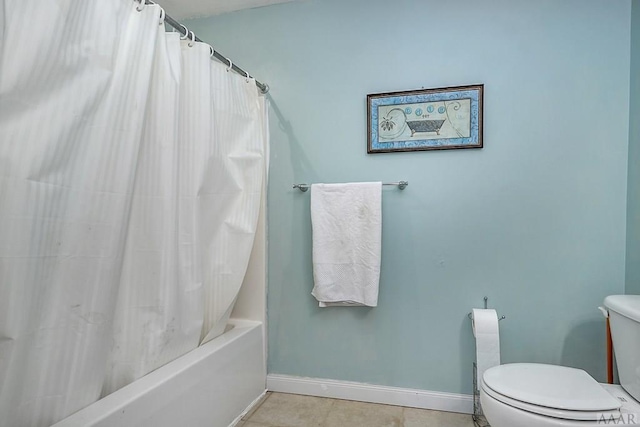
(236, 392, 476, 427)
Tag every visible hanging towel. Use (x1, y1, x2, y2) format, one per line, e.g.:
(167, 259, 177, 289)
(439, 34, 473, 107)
(311, 182, 382, 307)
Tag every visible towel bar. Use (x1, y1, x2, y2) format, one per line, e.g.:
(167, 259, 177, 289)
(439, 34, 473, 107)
(292, 181, 408, 192)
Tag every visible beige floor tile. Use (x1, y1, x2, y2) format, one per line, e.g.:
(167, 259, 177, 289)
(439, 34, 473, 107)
(246, 392, 334, 427)
(403, 407, 475, 427)
(323, 399, 403, 427)
(241, 392, 272, 421)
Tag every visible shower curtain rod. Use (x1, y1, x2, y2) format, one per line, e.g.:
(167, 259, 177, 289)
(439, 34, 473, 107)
(145, 1, 269, 94)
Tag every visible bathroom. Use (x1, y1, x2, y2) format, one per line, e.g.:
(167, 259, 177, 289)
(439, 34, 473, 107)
(0, 0, 639, 426)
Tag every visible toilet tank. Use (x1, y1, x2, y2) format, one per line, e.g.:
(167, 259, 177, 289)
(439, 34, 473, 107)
(604, 295, 640, 403)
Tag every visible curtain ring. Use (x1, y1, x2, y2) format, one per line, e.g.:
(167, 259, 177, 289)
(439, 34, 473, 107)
(188, 31, 196, 47)
(179, 24, 189, 39)
(209, 46, 215, 58)
(226, 58, 233, 72)
(244, 69, 251, 83)
(136, 0, 145, 12)
(158, 7, 165, 25)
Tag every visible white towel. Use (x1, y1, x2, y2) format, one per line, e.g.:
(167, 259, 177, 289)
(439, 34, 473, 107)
(310, 182, 382, 307)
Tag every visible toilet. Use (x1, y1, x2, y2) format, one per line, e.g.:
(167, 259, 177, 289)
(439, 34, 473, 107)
(480, 295, 640, 427)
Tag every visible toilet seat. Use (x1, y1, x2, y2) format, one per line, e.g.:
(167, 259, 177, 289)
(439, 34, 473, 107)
(482, 364, 622, 421)
(482, 381, 621, 421)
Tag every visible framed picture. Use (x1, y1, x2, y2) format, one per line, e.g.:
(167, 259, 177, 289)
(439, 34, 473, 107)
(367, 84, 483, 153)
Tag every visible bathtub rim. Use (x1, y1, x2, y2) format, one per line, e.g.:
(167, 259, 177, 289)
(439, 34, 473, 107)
(51, 318, 264, 427)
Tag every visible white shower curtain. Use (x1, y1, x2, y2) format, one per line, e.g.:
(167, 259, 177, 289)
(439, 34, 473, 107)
(0, 1, 267, 426)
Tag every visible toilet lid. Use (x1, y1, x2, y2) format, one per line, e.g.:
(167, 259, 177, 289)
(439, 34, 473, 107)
(482, 364, 621, 414)
(482, 382, 621, 421)
(604, 295, 640, 322)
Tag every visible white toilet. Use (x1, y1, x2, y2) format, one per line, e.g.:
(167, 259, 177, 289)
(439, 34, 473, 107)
(480, 295, 640, 427)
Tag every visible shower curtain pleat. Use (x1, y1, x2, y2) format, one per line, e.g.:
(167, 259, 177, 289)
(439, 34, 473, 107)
(200, 61, 267, 343)
(0, 2, 160, 425)
(0, 1, 267, 425)
(102, 29, 207, 396)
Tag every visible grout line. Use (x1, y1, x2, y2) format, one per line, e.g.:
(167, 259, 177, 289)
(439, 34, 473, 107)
(242, 392, 272, 422)
(246, 392, 474, 427)
(318, 396, 337, 427)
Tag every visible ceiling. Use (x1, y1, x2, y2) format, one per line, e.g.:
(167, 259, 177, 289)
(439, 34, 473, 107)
(156, 0, 296, 19)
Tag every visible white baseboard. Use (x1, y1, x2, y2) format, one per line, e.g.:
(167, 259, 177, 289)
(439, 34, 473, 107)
(266, 374, 473, 414)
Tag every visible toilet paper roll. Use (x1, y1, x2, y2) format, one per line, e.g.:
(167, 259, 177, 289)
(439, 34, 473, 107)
(471, 308, 501, 390)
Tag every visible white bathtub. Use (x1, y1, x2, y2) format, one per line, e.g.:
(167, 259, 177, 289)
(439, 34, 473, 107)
(52, 319, 265, 427)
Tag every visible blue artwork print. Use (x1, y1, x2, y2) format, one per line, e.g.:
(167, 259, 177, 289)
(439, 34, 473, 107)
(367, 85, 483, 153)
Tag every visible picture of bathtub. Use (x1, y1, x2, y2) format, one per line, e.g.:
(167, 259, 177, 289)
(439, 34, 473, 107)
(406, 119, 446, 136)
(367, 84, 483, 153)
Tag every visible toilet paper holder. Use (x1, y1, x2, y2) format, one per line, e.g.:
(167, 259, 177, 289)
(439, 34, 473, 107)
(467, 296, 505, 321)
(470, 296, 504, 427)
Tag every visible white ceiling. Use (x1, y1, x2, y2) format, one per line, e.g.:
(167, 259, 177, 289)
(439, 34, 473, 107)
(157, 0, 296, 19)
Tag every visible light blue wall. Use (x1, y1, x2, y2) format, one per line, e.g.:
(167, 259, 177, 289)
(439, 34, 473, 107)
(189, 0, 631, 394)
(628, 0, 640, 295)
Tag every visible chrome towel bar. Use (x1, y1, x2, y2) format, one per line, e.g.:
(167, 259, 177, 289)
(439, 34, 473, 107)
(292, 181, 408, 192)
